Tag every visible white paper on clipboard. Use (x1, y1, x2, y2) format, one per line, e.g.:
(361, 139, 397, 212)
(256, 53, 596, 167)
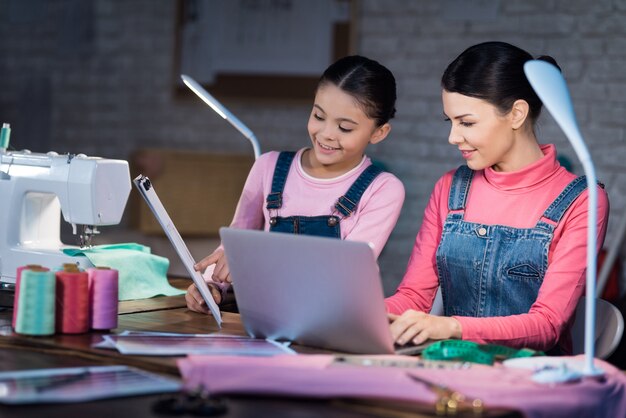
(133, 174, 222, 328)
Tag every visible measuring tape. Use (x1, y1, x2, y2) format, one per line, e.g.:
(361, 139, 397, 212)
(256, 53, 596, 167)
(422, 340, 543, 365)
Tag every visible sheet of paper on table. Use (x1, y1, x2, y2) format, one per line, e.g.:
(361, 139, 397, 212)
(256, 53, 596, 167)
(0, 365, 181, 404)
(96, 331, 295, 356)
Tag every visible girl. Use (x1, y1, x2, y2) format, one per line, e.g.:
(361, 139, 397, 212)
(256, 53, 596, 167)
(187, 55, 405, 313)
(386, 42, 609, 355)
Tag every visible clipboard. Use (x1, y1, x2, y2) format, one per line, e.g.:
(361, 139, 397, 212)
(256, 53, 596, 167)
(133, 174, 222, 327)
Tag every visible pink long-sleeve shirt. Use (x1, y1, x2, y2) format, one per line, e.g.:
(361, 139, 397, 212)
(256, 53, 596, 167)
(229, 149, 405, 258)
(385, 144, 609, 353)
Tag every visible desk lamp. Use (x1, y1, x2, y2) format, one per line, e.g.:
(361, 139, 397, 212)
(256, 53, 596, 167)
(181, 74, 261, 160)
(524, 60, 602, 377)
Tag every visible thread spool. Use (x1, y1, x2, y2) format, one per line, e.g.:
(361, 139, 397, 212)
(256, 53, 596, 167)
(0, 123, 10, 150)
(60, 263, 82, 272)
(88, 267, 118, 330)
(12, 264, 48, 330)
(14, 268, 56, 336)
(55, 265, 90, 334)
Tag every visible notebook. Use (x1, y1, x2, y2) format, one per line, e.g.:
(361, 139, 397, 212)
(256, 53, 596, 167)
(219, 227, 427, 355)
(133, 175, 222, 327)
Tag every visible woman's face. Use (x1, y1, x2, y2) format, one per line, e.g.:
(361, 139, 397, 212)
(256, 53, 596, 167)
(307, 83, 388, 175)
(442, 90, 518, 172)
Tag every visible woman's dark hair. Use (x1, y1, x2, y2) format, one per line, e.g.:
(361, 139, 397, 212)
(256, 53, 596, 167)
(318, 55, 397, 126)
(441, 41, 561, 123)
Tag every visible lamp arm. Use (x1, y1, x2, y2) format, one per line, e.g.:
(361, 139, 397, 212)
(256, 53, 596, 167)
(524, 60, 603, 376)
(552, 119, 598, 376)
(181, 74, 261, 160)
(575, 143, 598, 376)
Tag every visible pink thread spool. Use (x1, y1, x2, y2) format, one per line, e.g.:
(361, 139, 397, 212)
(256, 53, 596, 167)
(12, 265, 48, 330)
(88, 267, 118, 330)
(55, 265, 90, 334)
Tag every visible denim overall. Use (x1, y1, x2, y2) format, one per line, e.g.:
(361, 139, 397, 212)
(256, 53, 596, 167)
(436, 165, 589, 322)
(266, 151, 383, 238)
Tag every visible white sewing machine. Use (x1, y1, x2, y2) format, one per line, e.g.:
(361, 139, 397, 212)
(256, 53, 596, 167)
(0, 150, 131, 306)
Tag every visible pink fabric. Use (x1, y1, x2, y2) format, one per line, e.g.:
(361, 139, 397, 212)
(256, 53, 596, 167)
(178, 354, 626, 418)
(385, 145, 610, 354)
(229, 149, 405, 258)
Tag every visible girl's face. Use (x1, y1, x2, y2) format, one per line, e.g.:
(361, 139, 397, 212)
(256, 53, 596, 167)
(306, 83, 389, 176)
(442, 90, 521, 172)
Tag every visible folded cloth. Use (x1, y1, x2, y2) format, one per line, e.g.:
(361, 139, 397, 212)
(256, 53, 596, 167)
(177, 354, 626, 418)
(63, 243, 185, 301)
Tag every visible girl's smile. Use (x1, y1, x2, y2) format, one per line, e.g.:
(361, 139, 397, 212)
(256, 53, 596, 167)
(316, 140, 341, 153)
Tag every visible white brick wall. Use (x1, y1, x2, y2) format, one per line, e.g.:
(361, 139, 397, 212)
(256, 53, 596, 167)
(0, 0, 624, 295)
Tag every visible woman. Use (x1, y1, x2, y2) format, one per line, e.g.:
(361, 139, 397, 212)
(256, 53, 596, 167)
(386, 41, 609, 355)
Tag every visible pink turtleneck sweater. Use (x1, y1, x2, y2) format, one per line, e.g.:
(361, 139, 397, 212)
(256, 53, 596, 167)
(385, 144, 609, 353)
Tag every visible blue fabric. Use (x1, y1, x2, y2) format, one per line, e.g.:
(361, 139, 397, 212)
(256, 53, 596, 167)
(62, 243, 185, 301)
(436, 165, 588, 318)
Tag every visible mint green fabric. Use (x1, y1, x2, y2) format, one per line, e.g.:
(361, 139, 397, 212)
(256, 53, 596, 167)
(63, 243, 185, 301)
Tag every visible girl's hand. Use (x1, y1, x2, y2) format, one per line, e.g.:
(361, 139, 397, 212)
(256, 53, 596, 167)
(388, 310, 462, 346)
(185, 282, 222, 314)
(194, 247, 232, 283)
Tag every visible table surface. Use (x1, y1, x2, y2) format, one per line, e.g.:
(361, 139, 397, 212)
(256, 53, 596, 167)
(0, 279, 521, 418)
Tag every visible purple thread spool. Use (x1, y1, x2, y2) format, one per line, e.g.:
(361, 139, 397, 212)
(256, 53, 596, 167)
(88, 267, 118, 330)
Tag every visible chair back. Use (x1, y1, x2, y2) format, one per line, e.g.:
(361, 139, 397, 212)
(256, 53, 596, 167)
(430, 287, 444, 315)
(571, 297, 624, 359)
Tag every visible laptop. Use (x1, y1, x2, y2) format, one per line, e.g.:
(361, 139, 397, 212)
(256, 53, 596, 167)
(219, 227, 427, 355)
(133, 175, 222, 327)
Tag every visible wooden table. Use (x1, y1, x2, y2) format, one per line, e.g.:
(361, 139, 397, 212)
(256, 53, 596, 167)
(0, 284, 521, 418)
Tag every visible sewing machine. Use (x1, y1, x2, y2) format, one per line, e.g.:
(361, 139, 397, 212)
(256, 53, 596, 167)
(0, 150, 131, 307)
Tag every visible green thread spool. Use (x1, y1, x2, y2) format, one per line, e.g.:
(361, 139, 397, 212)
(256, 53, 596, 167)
(0, 123, 10, 149)
(15, 269, 56, 336)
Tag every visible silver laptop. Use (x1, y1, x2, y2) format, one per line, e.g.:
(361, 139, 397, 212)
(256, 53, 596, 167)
(133, 175, 222, 327)
(219, 227, 426, 355)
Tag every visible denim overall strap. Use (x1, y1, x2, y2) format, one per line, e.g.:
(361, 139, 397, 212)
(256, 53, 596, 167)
(266, 151, 341, 238)
(536, 176, 588, 231)
(266, 151, 296, 210)
(448, 165, 474, 211)
(334, 164, 383, 217)
(268, 161, 383, 238)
